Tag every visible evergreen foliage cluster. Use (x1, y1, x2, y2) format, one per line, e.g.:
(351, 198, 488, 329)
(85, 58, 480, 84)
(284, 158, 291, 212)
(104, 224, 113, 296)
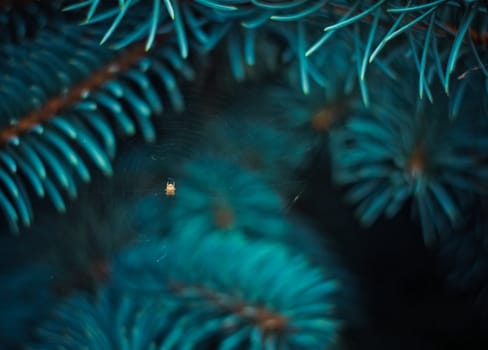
(0, 1, 487, 349)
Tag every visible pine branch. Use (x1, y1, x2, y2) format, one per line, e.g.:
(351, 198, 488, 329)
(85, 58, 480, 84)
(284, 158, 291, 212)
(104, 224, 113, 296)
(329, 64, 488, 244)
(31, 231, 345, 349)
(0, 12, 193, 233)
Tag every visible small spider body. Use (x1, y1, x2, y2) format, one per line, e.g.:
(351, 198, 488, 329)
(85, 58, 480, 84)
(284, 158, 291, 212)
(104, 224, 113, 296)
(165, 178, 176, 196)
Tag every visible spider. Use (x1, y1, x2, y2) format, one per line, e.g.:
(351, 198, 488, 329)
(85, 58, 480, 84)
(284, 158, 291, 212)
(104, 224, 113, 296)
(165, 178, 176, 196)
